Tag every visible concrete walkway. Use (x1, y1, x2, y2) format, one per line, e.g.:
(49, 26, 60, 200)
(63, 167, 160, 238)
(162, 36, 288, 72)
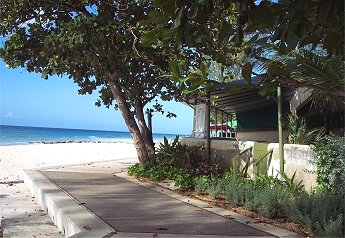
(14, 159, 300, 237)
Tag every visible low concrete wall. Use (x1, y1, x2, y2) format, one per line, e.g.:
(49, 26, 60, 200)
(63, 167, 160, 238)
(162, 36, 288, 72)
(181, 138, 317, 191)
(181, 138, 240, 169)
(267, 143, 317, 191)
(236, 130, 288, 143)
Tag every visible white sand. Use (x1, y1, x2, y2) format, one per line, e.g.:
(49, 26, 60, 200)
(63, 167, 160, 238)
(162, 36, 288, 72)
(0, 143, 138, 181)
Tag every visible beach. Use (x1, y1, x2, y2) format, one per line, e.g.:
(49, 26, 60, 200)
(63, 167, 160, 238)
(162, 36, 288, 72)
(0, 142, 138, 182)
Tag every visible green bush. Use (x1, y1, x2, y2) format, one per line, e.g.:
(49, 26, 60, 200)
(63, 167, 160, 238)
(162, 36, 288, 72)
(194, 176, 210, 194)
(174, 171, 195, 189)
(255, 185, 290, 218)
(314, 135, 345, 195)
(288, 192, 344, 237)
(128, 136, 222, 189)
(207, 177, 223, 199)
(209, 171, 344, 236)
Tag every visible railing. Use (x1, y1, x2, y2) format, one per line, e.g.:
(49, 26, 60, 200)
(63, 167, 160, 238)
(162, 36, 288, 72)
(210, 107, 236, 139)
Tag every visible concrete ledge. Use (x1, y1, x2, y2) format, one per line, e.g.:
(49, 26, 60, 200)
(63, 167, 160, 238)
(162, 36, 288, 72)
(23, 169, 116, 238)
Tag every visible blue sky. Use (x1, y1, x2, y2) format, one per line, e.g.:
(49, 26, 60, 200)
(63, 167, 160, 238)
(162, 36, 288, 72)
(0, 60, 194, 135)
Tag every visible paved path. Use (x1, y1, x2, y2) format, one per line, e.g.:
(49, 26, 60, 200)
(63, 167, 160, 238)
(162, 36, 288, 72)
(3, 158, 301, 237)
(42, 170, 271, 237)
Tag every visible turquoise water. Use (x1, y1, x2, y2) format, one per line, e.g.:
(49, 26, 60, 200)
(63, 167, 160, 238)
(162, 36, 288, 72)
(0, 125, 181, 145)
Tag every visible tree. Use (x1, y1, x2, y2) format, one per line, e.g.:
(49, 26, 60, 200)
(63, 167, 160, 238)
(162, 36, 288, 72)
(0, 0, 180, 164)
(140, 0, 344, 97)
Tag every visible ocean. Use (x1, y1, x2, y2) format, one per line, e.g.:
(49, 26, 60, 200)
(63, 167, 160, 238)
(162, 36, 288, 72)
(0, 125, 182, 146)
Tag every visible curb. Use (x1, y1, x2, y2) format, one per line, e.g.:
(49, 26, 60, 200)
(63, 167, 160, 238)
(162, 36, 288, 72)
(23, 169, 116, 238)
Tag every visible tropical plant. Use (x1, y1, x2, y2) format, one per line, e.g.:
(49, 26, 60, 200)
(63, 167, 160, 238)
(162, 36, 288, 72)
(156, 136, 196, 167)
(285, 113, 325, 145)
(289, 51, 345, 108)
(278, 171, 305, 195)
(128, 136, 221, 188)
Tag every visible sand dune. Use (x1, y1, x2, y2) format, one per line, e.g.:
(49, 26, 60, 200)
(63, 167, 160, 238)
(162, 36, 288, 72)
(0, 143, 138, 181)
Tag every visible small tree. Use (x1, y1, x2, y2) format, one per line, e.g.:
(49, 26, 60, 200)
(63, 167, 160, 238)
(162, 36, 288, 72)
(0, 0, 180, 164)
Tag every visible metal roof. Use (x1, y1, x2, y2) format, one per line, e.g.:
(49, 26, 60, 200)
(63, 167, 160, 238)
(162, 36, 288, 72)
(209, 87, 295, 114)
(184, 80, 296, 115)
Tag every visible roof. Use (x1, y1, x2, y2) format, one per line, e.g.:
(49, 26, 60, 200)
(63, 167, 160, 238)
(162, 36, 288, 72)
(184, 77, 295, 115)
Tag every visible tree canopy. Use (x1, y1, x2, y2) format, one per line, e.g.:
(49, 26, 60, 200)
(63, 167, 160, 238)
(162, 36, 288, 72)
(1, 0, 344, 164)
(140, 0, 344, 98)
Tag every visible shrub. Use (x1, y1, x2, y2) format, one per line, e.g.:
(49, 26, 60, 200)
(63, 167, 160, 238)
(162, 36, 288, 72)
(288, 192, 344, 237)
(128, 136, 222, 189)
(255, 185, 290, 218)
(194, 176, 210, 194)
(174, 171, 195, 189)
(223, 173, 247, 206)
(207, 176, 223, 199)
(314, 135, 345, 195)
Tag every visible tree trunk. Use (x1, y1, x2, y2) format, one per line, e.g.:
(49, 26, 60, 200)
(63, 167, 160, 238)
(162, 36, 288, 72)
(135, 100, 155, 160)
(108, 80, 153, 164)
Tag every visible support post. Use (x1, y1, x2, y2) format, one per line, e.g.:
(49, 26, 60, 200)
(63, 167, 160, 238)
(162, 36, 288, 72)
(206, 90, 211, 161)
(277, 85, 284, 172)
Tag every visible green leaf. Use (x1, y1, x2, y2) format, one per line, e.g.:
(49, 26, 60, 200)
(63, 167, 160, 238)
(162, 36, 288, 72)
(41, 71, 48, 80)
(286, 27, 299, 51)
(168, 60, 181, 80)
(174, 8, 184, 28)
(219, 21, 234, 42)
(140, 29, 160, 47)
(160, 28, 177, 40)
(225, 85, 249, 94)
(154, 0, 176, 16)
(200, 62, 207, 79)
(146, 10, 169, 25)
(255, 36, 270, 45)
(241, 62, 252, 83)
(189, 73, 204, 89)
(258, 81, 279, 97)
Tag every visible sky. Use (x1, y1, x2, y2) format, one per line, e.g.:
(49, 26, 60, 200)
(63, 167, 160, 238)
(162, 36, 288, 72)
(0, 60, 194, 135)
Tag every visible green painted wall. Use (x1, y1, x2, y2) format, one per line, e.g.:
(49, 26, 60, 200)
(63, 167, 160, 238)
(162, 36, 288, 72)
(237, 103, 289, 130)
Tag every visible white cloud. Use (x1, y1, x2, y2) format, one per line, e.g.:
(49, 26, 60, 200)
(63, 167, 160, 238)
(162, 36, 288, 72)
(3, 111, 16, 118)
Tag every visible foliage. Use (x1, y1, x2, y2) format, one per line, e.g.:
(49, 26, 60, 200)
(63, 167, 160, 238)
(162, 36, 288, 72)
(0, 0, 181, 164)
(129, 135, 344, 236)
(174, 171, 195, 189)
(198, 171, 343, 236)
(128, 136, 222, 189)
(245, 171, 305, 196)
(314, 135, 345, 195)
(277, 171, 305, 195)
(156, 136, 194, 167)
(194, 176, 210, 194)
(207, 176, 223, 199)
(142, 0, 344, 97)
(288, 192, 345, 237)
(285, 113, 325, 145)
